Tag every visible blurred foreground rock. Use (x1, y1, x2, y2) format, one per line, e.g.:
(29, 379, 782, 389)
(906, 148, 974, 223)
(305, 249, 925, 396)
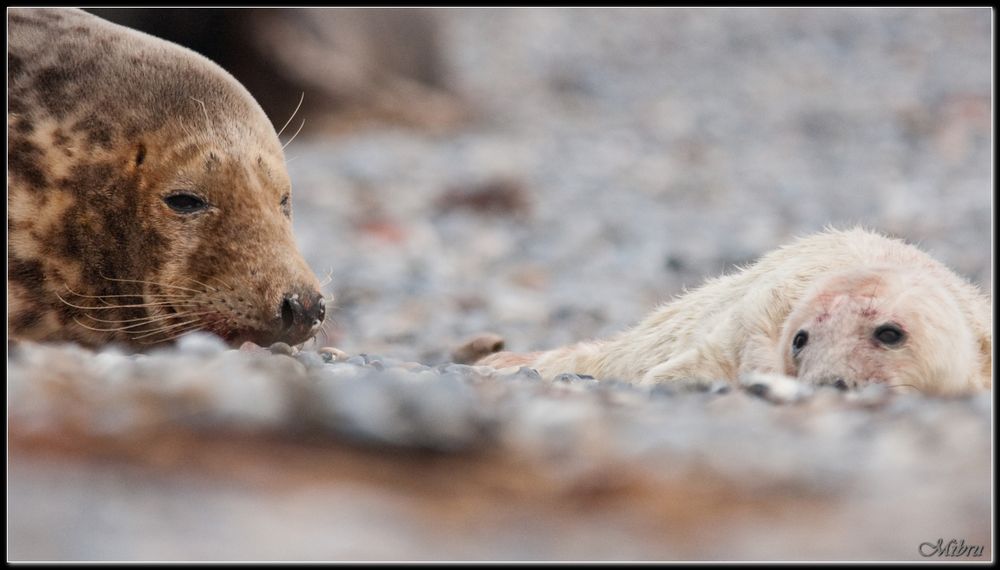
(8, 339, 991, 561)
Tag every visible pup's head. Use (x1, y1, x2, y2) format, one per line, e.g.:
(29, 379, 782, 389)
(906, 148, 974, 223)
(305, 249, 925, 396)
(778, 266, 985, 394)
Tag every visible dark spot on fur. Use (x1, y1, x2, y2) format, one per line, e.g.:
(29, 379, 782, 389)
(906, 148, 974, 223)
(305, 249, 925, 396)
(32, 57, 99, 119)
(34, 66, 75, 115)
(8, 219, 32, 233)
(37, 10, 64, 22)
(70, 25, 91, 35)
(72, 115, 114, 148)
(8, 257, 46, 290)
(9, 14, 47, 28)
(8, 96, 28, 115)
(60, 162, 115, 197)
(52, 166, 168, 316)
(52, 128, 70, 148)
(8, 53, 25, 79)
(8, 138, 48, 189)
(54, 301, 77, 326)
(13, 117, 34, 134)
(11, 309, 43, 332)
(135, 143, 147, 166)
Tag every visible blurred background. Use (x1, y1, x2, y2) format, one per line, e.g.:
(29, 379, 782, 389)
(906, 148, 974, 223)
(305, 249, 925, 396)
(87, 8, 993, 362)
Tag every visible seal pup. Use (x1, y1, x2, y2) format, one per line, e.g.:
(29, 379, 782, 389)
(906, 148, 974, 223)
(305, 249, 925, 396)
(8, 8, 326, 348)
(476, 228, 992, 394)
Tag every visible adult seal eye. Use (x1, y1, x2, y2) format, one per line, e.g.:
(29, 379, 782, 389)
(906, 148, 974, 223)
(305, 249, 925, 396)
(164, 193, 208, 214)
(791, 330, 809, 356)
(874, 324, 905, 346)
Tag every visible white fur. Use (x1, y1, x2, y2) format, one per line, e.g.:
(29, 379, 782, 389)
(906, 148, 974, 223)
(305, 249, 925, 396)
(485, 228, 992, 394)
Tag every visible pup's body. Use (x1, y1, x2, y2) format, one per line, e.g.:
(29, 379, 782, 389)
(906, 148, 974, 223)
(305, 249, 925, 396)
(8, 8, 325, 348)
(479, 228, 992, 394)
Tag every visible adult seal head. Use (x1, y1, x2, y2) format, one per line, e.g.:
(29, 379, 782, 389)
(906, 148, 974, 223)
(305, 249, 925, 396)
(8, 8, 327, 348)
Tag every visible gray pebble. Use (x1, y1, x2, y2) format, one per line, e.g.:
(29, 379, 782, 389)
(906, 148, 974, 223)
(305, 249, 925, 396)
(514, 367, 542, 381)
(444, 363, 475, 376)
(649, 384, 678, 399)
(268, 342, 294, 356)
(294, 351, 326, 369)
(318, 347, 349, 363)
(176, 332, 228, 357)
(554, 373, 581, 383)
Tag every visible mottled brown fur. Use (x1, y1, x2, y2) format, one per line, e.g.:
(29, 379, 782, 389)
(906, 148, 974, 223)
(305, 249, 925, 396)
(8, 8, 325, 348)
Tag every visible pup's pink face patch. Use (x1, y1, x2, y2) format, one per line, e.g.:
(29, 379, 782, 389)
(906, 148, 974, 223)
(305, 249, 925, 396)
(778, 267, 973, 393)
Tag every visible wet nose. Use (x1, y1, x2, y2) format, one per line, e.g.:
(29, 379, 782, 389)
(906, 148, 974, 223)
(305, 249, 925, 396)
(278, 290, 325, 343)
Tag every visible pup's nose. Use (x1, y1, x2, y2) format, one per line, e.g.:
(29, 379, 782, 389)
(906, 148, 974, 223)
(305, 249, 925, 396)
(818, 376, 849, 391)
(278, 290, 325, 344)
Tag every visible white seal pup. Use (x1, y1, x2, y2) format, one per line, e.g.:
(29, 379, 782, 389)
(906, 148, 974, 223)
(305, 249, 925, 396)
(478, 228, 992, 394)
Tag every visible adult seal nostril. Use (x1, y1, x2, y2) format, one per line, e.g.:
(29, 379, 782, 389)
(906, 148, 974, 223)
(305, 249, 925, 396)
(279, 291, 326, 340)
(280, 297, 298, 331)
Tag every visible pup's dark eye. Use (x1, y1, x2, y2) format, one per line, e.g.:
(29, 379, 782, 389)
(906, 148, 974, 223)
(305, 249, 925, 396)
(791, 330, 809, 356)
(164, 193, 208, 214)
(874, 324, 905, 346)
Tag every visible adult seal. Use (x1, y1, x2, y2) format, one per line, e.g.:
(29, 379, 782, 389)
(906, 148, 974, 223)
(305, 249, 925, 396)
(8, 8, 327, 348)
(476, 228, 993, 395)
